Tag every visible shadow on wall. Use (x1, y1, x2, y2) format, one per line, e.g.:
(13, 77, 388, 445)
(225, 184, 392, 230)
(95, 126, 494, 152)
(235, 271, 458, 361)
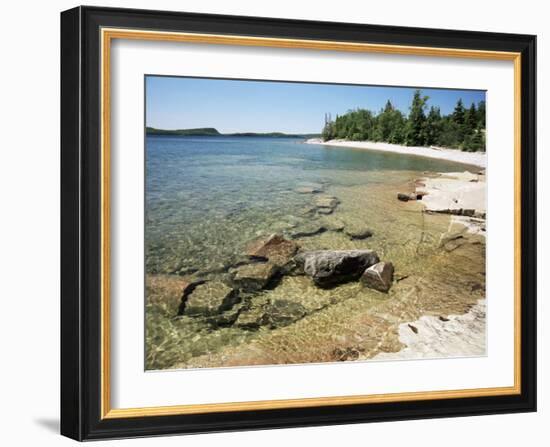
(34, 418, 59, 433)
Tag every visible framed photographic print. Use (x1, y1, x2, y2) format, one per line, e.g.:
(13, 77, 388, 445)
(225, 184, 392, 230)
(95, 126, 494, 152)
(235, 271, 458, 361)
(60, 6, 536, 441)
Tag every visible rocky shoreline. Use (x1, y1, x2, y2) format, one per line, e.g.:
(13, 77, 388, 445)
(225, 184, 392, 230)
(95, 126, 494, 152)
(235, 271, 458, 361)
(176, 232, 395, 331)
(396, 169, 487, 242)
(169, 181, 402, 334)
(372, 299, 486, 360)
(146, 166, 486, 370)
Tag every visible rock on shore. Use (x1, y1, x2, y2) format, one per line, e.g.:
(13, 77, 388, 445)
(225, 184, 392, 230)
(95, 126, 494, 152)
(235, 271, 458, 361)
(416, 171, 486, 217)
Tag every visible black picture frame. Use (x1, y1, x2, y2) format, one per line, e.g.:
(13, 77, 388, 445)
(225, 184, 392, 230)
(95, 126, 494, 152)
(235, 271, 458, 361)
(61, 5, 536, 441)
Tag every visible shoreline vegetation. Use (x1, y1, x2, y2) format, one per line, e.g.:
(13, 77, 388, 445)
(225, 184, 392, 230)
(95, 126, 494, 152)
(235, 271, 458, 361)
(321, 90, 486, 152)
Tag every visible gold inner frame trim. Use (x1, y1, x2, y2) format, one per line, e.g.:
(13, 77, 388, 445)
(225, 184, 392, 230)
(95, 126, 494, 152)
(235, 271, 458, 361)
(100, 27, 522, 419)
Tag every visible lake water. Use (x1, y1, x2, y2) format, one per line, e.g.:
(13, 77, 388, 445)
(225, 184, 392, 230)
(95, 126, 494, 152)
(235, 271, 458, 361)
(146, 135, 470, 276)
(145, 135, 486, 370)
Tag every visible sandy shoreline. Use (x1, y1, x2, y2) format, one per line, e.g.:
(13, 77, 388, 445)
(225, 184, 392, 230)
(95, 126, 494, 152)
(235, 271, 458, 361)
(306, 138, 486, 168)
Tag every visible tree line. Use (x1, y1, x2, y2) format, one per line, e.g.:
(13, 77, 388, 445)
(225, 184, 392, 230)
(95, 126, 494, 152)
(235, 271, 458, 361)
(321, 90, 486, 152)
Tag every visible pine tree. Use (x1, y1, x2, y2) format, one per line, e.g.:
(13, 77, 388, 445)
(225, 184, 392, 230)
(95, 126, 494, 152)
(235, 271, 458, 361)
(319, 92, 485, 151)
(374, 100, 396, 142)
(451, 99, 467, 147)
(424, 106, 442, 146)
(405, 90, 429, 146)
(465, 103, 478, 135)
(321, 112, 334, 141)
(477, 100, 486, 128)
(452, 99, 466, 125)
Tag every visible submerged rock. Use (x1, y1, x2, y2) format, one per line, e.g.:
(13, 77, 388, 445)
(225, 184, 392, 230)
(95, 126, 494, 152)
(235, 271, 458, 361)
(236, 298, 307, 330)
(315, 195, 339, 208)
(397, 192, 416, 202)
(333, 346, 364, 361)
(206, 302, 245, 327)
(316, 207, 334, 215)
(296, 249, 380, 288)
(300, 205, 318, 216)
(181, 281, 239, 316)
(361, 261, 394, 293)
(147, 275, 202, 316)
(265, 300, 307, 328)
(344, 225, 373, 240)
(176, 278, 206, 315)
(295, 186, 322, 194)
(246, 233, 299, 267)
(320, 217, 345, 232)
(290, 223, 327, 239)
(232, 262, 279, 291)
(295, 182, 323, 194)
(439, 221, 467, 251)
(234, 304, 266, 329)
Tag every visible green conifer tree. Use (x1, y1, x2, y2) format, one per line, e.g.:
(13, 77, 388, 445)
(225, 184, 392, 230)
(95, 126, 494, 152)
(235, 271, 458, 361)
(424, 106, 442, 146)
(405, 90, 429, 146)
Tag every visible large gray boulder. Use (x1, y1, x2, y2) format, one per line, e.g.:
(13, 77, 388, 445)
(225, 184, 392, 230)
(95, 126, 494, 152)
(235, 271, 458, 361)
(296, 249, 380, 288)
(361, 261, 394, 293)
(182, 281, 239, 316)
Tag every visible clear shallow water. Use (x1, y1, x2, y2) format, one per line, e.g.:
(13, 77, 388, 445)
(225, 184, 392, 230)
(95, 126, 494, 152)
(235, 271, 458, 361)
(145, 135, 470, 275)
(145, 135, 486, 370)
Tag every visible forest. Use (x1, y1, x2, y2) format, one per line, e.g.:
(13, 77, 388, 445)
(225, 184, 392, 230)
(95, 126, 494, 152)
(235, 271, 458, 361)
(321, 90, 486, 152)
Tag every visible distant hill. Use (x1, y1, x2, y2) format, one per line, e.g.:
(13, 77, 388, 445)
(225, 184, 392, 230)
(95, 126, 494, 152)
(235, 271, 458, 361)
(146, 127, 319, 139)
(228, 132, 320, 138)
(146, 127, 221, 136)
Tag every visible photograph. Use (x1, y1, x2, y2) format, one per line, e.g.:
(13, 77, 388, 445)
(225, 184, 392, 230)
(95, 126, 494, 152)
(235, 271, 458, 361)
(56, 4, 537, 441)
(144, 77, 488, 371)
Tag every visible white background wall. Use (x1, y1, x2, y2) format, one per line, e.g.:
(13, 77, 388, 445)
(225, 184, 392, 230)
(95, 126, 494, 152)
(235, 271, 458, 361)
(0, 0, 545, 445)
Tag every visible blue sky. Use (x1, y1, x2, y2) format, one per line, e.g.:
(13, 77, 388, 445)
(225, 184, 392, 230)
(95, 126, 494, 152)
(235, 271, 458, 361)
(146, 76, 485, 134)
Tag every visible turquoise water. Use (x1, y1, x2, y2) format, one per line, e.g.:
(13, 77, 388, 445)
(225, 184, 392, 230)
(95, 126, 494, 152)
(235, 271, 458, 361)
(145, 135, 469, 276)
